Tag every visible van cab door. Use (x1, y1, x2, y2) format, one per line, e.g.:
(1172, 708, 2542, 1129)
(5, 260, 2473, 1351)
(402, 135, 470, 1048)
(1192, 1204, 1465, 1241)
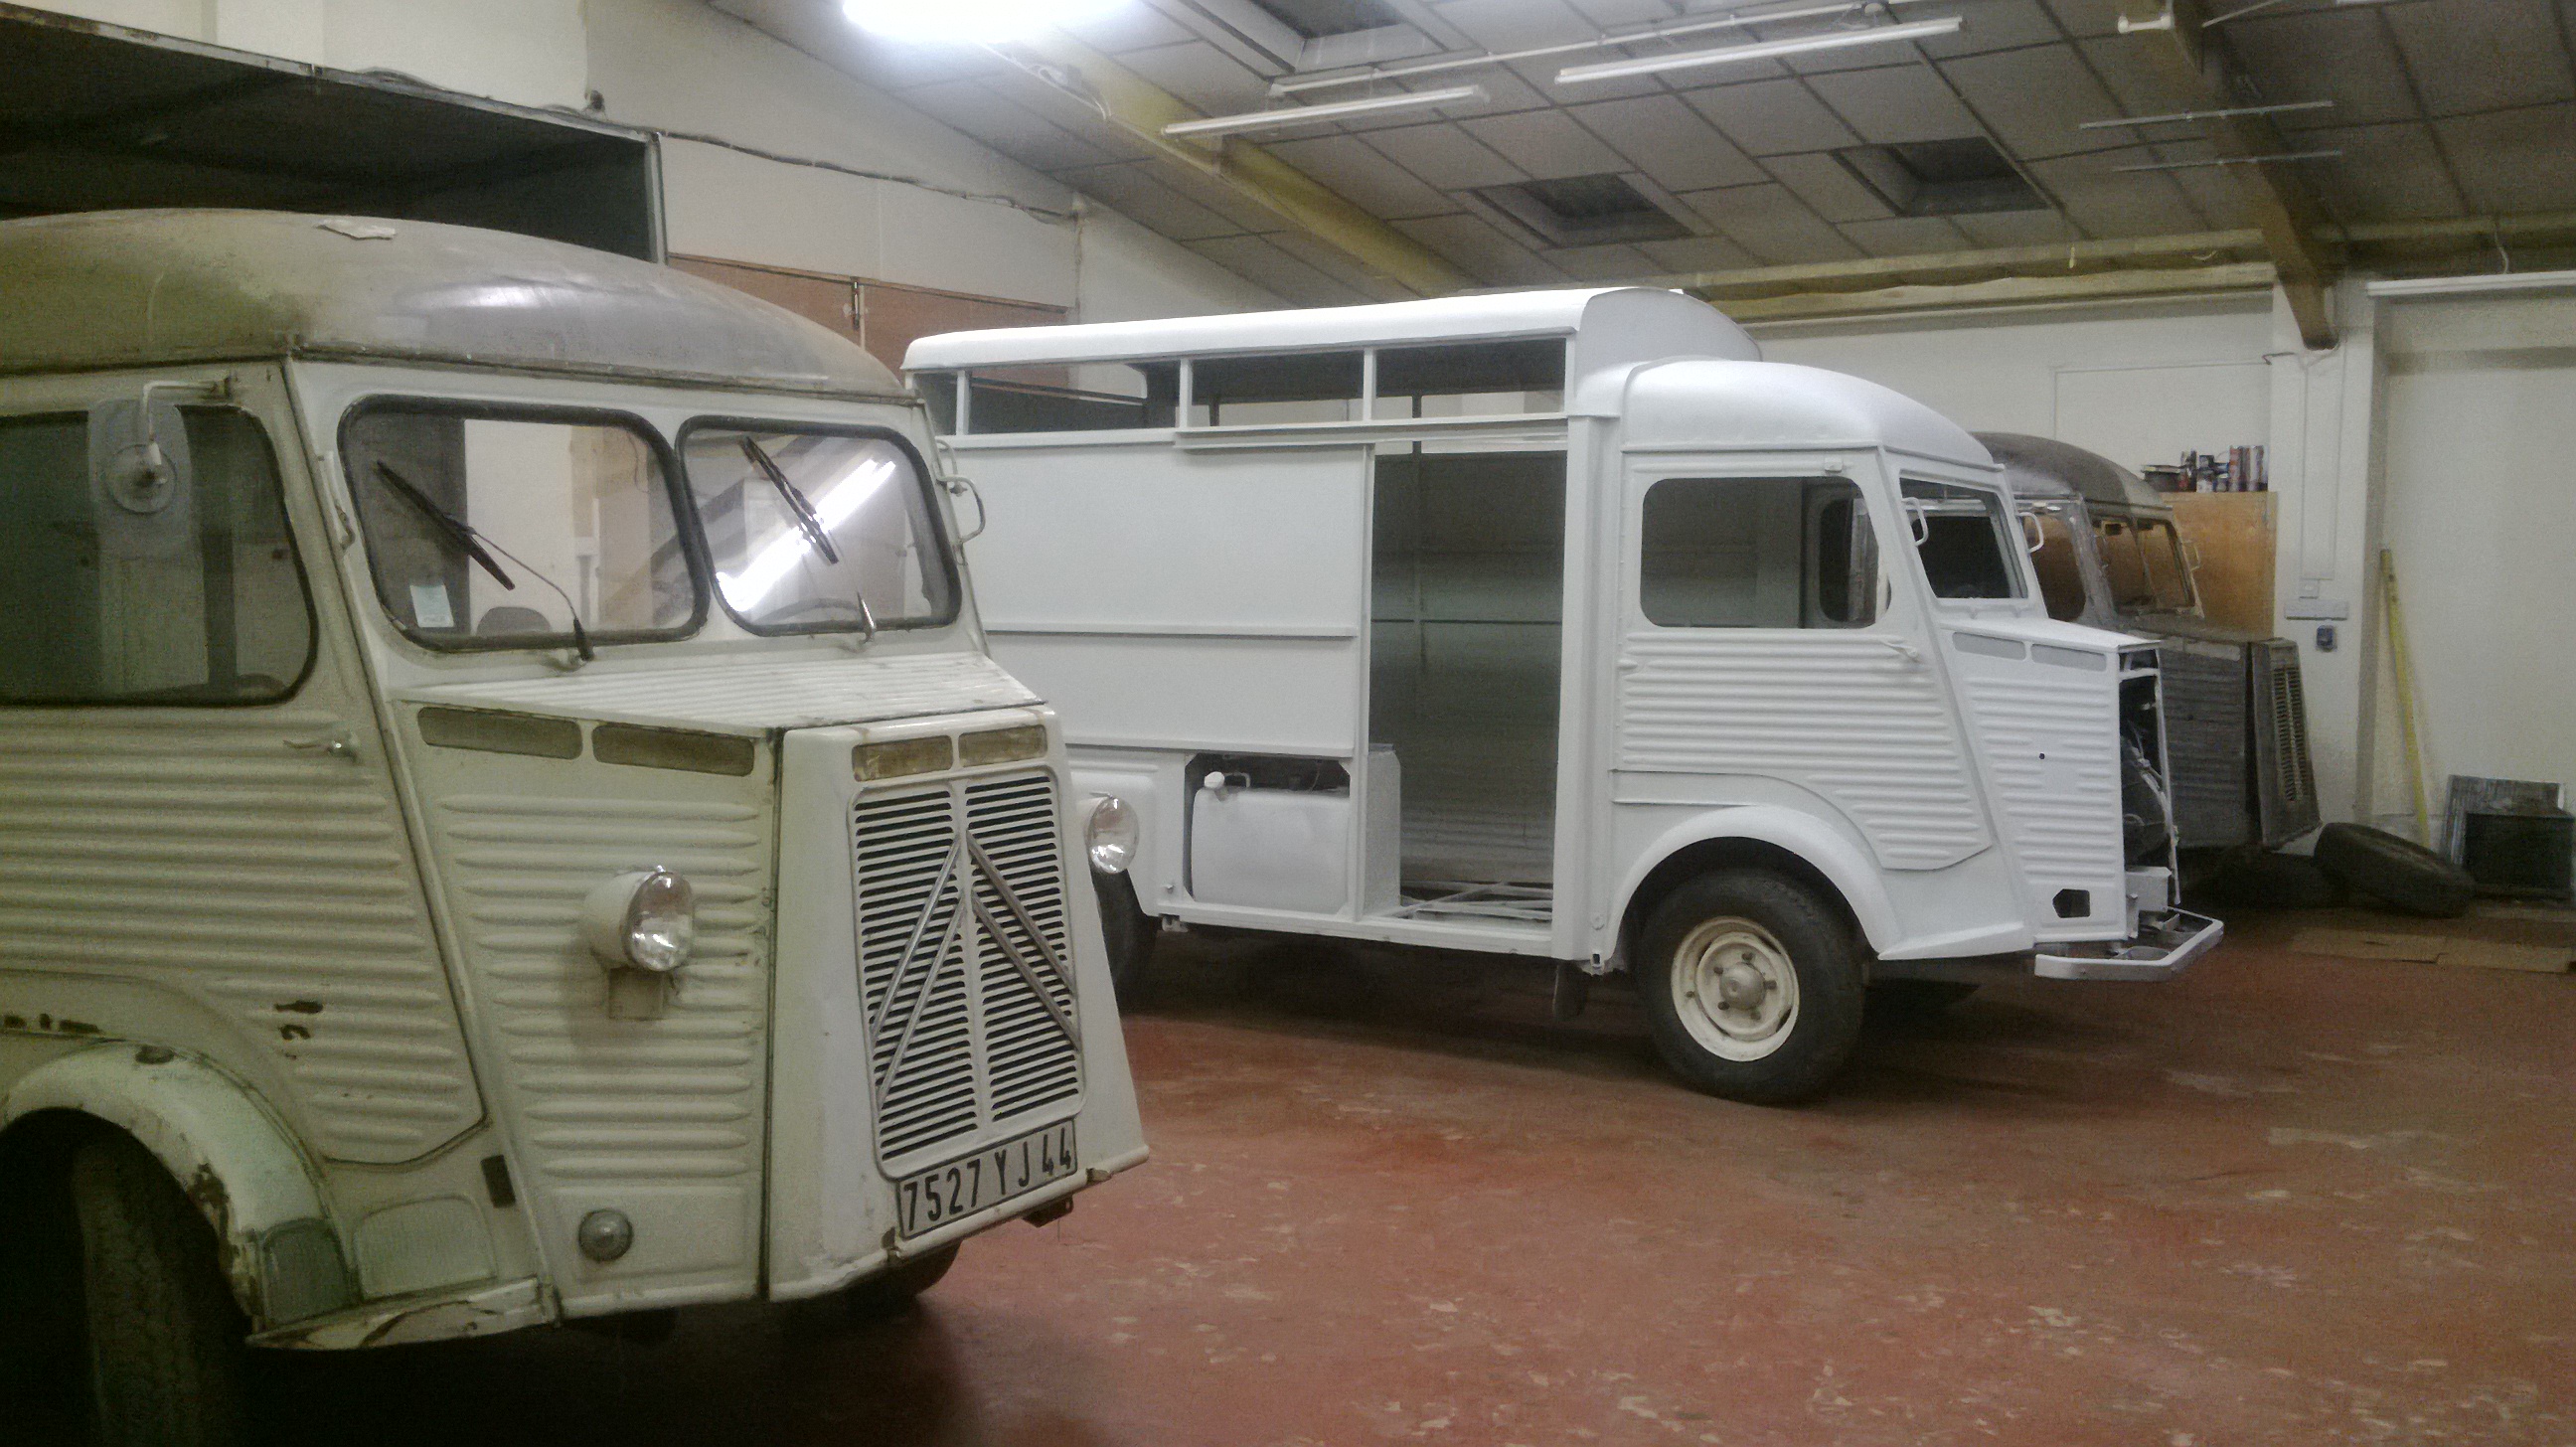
(0, 365, 484, 1166)
(1611, 458, 1994, 873)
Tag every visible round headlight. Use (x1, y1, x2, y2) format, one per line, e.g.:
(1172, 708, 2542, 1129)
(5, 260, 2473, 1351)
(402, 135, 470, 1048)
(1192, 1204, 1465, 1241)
(583, 868, 697, 973)
(1085, 794, 1139, 875)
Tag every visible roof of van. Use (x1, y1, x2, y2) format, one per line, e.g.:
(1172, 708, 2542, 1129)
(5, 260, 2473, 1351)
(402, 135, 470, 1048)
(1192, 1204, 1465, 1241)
(1623, 359, 1992, 467)
(0, 209, 903, 399)
(1975, 432, 2169, 511)
(903, 286, 1759, 370)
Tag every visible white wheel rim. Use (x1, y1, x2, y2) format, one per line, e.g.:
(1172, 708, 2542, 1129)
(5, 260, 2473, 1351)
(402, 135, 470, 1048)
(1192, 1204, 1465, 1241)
(1671, 917, 1800, 1061)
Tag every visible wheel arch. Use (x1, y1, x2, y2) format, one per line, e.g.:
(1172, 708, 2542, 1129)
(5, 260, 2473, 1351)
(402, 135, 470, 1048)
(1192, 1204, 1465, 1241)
(1610, 807, 1899, 967)
(0, 1045, 355, 1331)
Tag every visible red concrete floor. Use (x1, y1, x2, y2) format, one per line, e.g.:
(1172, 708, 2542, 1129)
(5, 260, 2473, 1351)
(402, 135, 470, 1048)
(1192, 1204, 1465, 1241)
(107, 911, 2576, 1443)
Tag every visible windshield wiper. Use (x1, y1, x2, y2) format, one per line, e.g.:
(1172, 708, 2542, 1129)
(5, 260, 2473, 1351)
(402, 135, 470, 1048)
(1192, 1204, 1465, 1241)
(739, 436, 841, 565)
(374, 460, 594, 662)
(375, 460, 514, 592)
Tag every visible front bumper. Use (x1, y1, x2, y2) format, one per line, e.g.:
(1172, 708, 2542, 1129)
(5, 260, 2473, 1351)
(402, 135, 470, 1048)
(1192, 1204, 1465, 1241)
(2032, 907, 2224, 981)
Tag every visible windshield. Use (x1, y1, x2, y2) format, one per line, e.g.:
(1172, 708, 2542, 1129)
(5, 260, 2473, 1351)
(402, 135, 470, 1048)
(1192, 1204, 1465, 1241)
(2095, 512, 2196, 614)
(344, 402, 698, 649)
(1901, 479, 2023, 600)
(679, 423, 956, 634)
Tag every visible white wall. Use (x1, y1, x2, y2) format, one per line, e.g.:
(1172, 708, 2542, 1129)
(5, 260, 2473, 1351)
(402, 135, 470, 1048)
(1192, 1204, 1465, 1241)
(2367, 282, 2576, 835)
(1751, 296, 2277, 471)
(583, 0, 1277, 318)
(22, 0, 1279, 320)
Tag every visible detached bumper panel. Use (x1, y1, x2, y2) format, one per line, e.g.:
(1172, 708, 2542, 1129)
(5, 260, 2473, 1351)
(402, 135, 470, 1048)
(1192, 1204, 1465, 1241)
(2032, 908, 2223, 982)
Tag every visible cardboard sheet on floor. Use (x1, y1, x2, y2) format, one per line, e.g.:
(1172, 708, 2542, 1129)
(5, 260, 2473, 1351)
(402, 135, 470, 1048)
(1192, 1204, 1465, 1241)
(2290, 927, 2574, 974)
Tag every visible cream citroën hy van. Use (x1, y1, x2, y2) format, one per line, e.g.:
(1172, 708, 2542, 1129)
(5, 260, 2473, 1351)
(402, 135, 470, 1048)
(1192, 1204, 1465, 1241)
(0, 210, 1145, 1444)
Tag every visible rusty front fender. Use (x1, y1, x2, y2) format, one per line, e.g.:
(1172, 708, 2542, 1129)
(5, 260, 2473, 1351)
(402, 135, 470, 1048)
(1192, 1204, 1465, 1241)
(0, 1044, 356, 1330)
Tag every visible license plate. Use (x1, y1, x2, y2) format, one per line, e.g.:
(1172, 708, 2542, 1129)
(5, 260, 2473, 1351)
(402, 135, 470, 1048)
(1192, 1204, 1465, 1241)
(895, 1120, 1077, 1238)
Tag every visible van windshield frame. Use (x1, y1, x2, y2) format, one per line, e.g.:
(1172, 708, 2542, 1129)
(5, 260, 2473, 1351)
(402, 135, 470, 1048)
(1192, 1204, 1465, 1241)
(339, 398, 709, 654)
(675, 418, 961, 638)
(1900, 476, 2027, 602)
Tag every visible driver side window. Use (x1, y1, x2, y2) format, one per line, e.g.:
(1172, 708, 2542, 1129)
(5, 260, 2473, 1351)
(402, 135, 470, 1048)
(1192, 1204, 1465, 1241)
(0, 407, 314, 704)
(1638, 476, 1878, 629)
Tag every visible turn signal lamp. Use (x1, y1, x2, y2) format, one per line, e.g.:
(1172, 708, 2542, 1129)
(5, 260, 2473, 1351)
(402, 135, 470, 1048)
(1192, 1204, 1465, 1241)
(959, 724, 1047, 767)
(855, 734, 953, 781)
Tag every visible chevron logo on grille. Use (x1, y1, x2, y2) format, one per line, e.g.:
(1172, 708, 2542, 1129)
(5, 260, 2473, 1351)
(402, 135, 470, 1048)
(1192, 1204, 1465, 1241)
(853, 773, 1083, 1165)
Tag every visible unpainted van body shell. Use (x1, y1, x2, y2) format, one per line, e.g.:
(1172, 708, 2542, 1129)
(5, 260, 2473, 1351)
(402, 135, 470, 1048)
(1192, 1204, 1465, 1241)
(1980, 432, 2321, 850)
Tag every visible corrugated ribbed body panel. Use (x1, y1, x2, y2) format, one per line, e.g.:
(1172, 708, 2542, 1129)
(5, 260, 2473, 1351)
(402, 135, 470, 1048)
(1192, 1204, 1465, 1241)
(2161, 644, 2252, 850)
(407, 737, 775, 1307)
(0, 709, 482, 1163)
(1957, 672, 2128, 911)
(1616, 634, 1992, 871)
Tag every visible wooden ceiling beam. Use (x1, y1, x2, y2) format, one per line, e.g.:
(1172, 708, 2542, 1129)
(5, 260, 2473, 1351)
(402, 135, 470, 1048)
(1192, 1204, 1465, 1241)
(2114, 0, 2340, 347)
(1718, 262, 2279, 323)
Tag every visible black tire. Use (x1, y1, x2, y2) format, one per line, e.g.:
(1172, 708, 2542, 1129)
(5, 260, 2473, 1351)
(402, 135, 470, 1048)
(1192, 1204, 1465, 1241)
(1635, 871, 1867, 1105)
(2201, 846, 2344, 911)
(71, 1134, 246, 1447)
(1867, 980, 1980, 1019)
(0, 1135, 83, 1418)
(842, 1243, 959, 1320)
(1092, 869, 1156, 996)
(2313, 823, 2475, 918)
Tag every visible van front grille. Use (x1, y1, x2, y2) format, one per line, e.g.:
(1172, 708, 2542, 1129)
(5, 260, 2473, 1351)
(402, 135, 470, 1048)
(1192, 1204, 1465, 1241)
(852, 770, 1082, 1168)
(2272, 661, 2314, 805)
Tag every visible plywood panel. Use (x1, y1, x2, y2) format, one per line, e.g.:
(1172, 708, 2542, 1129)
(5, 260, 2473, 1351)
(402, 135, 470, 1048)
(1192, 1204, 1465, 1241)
(670, 254, 855, 335)
(2170, 491, 2278, 633)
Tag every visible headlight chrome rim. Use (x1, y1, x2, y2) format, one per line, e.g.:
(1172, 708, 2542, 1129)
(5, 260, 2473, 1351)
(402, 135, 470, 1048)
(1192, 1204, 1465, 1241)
(1085, 795, 1139, 875)
(583, 867, 698, 973)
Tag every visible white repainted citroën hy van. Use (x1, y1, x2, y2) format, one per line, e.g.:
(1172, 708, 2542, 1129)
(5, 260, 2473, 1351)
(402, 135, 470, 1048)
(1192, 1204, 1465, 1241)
(0, 210, 1144, 1444)
(907, 287, 2219, 1105)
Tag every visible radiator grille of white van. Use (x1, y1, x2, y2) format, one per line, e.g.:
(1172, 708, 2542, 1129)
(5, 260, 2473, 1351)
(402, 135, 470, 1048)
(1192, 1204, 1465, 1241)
(853, 771, 1082, 1168)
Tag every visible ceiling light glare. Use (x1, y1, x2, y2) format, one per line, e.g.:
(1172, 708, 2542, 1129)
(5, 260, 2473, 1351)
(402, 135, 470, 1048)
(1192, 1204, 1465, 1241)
(1555, 16, 1964, 85)
(842, 0, 1125, 45)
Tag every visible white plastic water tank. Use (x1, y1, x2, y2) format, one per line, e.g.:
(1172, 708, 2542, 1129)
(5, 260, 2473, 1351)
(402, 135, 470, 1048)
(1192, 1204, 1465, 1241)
(1189, 776, 1352, 913)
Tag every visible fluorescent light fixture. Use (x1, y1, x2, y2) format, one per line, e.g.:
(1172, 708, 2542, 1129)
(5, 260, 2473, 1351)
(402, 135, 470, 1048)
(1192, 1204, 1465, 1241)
(1554, 16, 1964, 85)
(1162, 85, 1489, 139)
(2112, 148, 2342, 174)
(841, 0, 1124, 45)
(2080, 98, 2335, 129)
(1273, 0, 1944, 95)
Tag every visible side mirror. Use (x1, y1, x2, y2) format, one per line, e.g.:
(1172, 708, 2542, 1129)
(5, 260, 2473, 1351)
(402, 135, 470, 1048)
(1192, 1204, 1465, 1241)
(87, 387, 198, 561)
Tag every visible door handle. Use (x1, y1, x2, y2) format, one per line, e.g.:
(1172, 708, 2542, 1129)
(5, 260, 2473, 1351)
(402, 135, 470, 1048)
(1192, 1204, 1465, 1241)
(1874, 638, 1923, 665)
(285, 730, 358, 761)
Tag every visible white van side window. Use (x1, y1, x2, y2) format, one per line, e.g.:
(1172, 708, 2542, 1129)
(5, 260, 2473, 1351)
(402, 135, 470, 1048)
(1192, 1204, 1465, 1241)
(1639, 477, 1878, 629)
(0, 407, 314, 704)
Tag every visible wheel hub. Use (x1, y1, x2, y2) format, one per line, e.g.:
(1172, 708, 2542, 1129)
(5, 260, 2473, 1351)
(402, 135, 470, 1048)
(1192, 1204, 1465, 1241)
(1671, 917, 1802, 1062)
(1714, 961, 1771, 1011)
